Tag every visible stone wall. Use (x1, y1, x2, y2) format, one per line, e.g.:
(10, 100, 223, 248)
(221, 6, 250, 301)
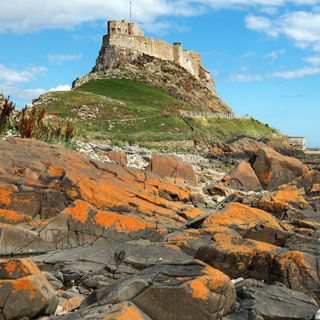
(108, 20, 144, 37)
(99, 20, 214, 92)
(288, 137, 306, 150)
(103, 33, 210, 87)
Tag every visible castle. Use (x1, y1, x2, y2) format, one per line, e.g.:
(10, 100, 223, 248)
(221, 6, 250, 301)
(103, 20, 216, 93)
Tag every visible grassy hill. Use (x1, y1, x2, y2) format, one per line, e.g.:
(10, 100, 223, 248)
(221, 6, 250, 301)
(34, 78, 283, 144)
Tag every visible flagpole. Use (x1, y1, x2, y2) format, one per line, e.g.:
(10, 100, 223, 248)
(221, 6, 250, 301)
(130, 2, 132, 24)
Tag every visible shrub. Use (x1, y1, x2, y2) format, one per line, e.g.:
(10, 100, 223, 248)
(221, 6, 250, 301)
(0, 97, 16, 133)
(0, 97, 75, 147)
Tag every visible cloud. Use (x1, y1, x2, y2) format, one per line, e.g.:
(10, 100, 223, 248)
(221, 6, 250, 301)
(48, 53, 82, 65)
(263, 49, 286, 59)
(228, 73, 264, 82)
(0, 0, 318, 33)
(0, 64, 47, 84)
(0, 63, 48, 103)
(271, 66, 320, 78)
(0, 84, 46, 100)
(49, 84, 71, 91)
(245, 11, 320, 50)
(228, 65, 320, 82)
(259, 6, 279, 15)
(303, 55, 320, 64)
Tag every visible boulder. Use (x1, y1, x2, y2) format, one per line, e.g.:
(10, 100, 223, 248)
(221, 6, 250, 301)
(81, 260, 236, 320)
(0, 259, 58, 320)
(103, 151, 127, 166)
(224, 162, 262, 192)
(252, 147, 308, 190)
(147, 153, 198, 186)
(238, 283, 318, 319)
(53, 301, 151, 320)
(202, 203, 288, 245)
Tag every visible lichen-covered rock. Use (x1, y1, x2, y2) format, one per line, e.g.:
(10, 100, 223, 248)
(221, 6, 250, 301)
(224, 162, 262, 191)
(0, 259, 58, 320)
(103, 150, 127, 166)
(202, 203, 288, 245)
(252, 147, 308, 190)
(147, 153, 198, 186)
(53, 301, 151, 320)
(81, 260, 236, 320)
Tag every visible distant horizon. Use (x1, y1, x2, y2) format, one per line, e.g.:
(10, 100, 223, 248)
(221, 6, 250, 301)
(0, 1, 319, 147)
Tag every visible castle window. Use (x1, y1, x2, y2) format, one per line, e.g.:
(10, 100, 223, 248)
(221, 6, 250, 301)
(112, 28, 115, 33)
(117, 28, 121, 32)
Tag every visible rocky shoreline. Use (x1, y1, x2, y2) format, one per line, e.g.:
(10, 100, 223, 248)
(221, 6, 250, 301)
(0, 137, 320, 319)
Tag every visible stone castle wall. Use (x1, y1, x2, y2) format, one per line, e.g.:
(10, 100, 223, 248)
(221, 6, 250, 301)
(103, 34, 209, 83)
(100, 20, 214, 92)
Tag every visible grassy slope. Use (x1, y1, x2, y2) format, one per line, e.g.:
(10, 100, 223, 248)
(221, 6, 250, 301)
(37, 78, 282, 143)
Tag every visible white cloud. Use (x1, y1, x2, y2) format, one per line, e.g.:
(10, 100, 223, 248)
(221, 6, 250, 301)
(0, 64, 47, 84)
(228, 65, 320, 82)
(0, 63, 48, 102)
(270, 66, 320, 78)
(263, 49, 286, 59)
(49, 84, 71, 92)
(245, 11, 320, 50)
(0, 0, 318, 33)
(259, 6, 279, 15)
(303, 55, 320, 64)
(228, 73, 264, 82)
(0, 85, 46, 100)
(48, 53, 82, 65)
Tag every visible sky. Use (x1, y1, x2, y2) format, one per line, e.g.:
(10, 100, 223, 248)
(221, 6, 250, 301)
(0, 0, 320, 147)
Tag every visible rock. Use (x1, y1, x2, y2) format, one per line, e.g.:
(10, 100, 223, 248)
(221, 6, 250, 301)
(60, 295, 85, 312)
(202, 203, 287, 245)
(147, 153, 198, 186)
(252, 147, 308, 190)
(0, 258, 58, 320)
(102, 151, 127, 166)
(53, 301, 151, 320)
(81, 260, 236, 320)
(224, 162, 262, 192)
(238, 283, 319, 319)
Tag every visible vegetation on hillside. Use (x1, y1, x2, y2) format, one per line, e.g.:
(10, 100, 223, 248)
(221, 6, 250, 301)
(0, 97, 75, 148)
(33, 78, 283, 144)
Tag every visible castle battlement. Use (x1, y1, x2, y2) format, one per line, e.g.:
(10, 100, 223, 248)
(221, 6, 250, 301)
(103, 20, 215, 93)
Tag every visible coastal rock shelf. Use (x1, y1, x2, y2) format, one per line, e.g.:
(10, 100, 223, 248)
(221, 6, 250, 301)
(0, 138, 319, 319)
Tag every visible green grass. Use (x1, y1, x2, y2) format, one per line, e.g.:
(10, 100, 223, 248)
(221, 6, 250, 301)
(35, 78, 283, 144)
(190, 116, 282, 142)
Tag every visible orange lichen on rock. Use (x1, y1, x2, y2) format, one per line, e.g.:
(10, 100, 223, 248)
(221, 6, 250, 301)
(97, 304, 147, 320)
(0, 185, 13, 206)
(258, 170, 272, 185)
(0, 209, 32, 224)
(46, 166, 65, 178)
(1, 260, 30, 276)
(272, 186, 307, 204)
(203, 202, 282, 230)
(189, 278, 210, 300)
(277, 251, 313, 272)
(64, 200, 91, 223)
(189, 264, 232, 301)
(11, 278, 38, 300)
(94, 210, 165, 234)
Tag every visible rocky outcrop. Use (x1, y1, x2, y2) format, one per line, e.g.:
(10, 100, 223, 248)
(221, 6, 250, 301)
(0, 259, 58, 320)
(252, 147, 308, 190)
(73, 47, 232, 114)
(81, 260, 235, 320)
(0, 138, 320, 319)
(147, 153, 198, 186)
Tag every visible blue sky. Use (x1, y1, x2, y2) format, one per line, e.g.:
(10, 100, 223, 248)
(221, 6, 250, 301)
(0, 0, 320, 146)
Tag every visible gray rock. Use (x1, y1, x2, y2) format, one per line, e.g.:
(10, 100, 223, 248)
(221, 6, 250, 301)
(239, 284, 318, 319)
